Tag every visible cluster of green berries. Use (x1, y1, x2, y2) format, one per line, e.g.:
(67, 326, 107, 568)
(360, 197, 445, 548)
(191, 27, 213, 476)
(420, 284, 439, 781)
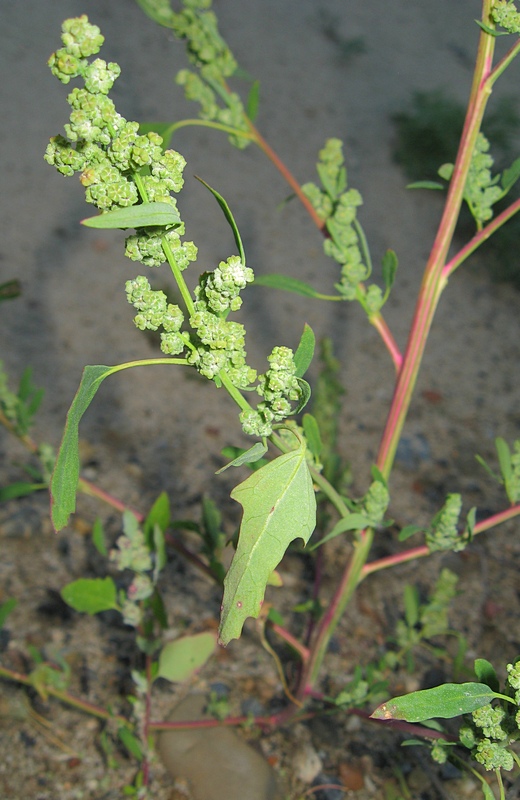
(240, 346, 301, 437)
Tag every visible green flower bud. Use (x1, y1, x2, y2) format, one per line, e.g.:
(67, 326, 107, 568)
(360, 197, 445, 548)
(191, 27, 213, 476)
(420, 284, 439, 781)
(61, 16, 104, 59)
(83, 58, 121, 94)
(48, 48, 85, 84)
(475, 740, 514, 771)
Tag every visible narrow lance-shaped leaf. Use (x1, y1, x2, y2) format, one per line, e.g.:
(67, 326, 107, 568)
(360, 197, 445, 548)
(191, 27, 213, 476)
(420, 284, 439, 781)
(82, 202, 181, 229)
(219, 441, 316, 645)
(294, 323, 315, 378)
(50, 365, 115, 531)
(195, 176, 246, 266)
(253, 274, 330, 299)
(371, 682, 496, 723)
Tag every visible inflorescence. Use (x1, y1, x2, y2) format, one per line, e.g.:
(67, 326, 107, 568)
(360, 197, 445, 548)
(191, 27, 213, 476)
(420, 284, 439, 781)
(45, 15, 302, 437)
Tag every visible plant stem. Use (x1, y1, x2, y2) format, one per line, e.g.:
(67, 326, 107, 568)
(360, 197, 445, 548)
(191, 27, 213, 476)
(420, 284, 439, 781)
(298, 0, 498, 696)
(0, 664, 132, 727)
(376, 0, 496, 480)
(444, 196, 520, 278)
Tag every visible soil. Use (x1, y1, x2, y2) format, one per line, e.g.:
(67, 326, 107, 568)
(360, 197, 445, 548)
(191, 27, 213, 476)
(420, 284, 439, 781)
(1, 1, 520, 798)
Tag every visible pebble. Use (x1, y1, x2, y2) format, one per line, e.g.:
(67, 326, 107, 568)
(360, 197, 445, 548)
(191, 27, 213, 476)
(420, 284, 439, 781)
(292, 741, 323, 784)
(157, 694, 283, 800)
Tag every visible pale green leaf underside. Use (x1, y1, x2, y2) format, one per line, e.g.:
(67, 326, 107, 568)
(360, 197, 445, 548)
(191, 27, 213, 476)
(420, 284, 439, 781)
(81, 202, 181, 229)
(371, 682, 494, 723)
(219, 443, 316, 645)
(157, 632, 217, 682)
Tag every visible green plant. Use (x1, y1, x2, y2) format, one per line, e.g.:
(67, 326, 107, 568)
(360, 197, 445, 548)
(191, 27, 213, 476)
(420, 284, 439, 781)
(392, 87, 520, 287)
(2, 2, 520, 797)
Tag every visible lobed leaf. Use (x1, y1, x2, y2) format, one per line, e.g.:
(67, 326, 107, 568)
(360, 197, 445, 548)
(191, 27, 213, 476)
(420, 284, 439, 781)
(219, 443, 316, 644)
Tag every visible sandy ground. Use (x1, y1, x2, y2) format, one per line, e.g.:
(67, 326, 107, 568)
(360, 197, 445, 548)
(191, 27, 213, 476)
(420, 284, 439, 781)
(1, 1, 520, 798)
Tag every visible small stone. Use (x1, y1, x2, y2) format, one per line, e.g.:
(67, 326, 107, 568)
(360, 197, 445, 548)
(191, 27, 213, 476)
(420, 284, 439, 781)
(293, 741, 323, 784)
(157, 695, 283, 800)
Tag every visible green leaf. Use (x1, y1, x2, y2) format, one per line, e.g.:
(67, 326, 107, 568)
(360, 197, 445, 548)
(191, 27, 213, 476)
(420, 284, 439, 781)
(294, 323, 315, 378)
(475, 20, 510, 37)
(406, 181, 445, 190)
(50, 365, 114, 531)
(81, 202, 181, 230)
(220, 445, 268, 472)
(219, 444, 316, 644)
(61, 577, 118, 615)
(194, 176, 246, 265)
(153, 523, 167, 575)
(474, 658, 499, 693)
(398, 524, 423, 541)
(381, 250, 398, 294)
(117, 727, 143, 760)
(145, 492, 171, 536)
(501, 156, 520, 194)
(0, 481, 46, 502)
(307, 513, 372, 551)
(216, 441, 268, 473)
(0, 598, 17, 628)
(295, 378, 312, 413)
(302, 413, 322, 459)
(371, 682, 495, 723)
(157, 632, 217, 682)
(92, 518, 107, 557)
(0, 279, 21, 302)
(253, 273, 325, 298)
(495, 437, 512, 484)
(246, 80, 260, 121)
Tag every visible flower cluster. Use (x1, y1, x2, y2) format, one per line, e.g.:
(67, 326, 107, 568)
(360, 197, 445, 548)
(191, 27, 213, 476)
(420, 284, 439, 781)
(45, 15, 191, 221)
(425, 493, 470, 552)
(186, 256, 256, 387)
(109, 512, 155, 627)
(169, 0, 251, 148)
(302, 139, 381, 305)
(457, 662, 520, 772)
(126, 276, 186, 356)
(240, 346, 301, 437)
(492, 0, 520, 33)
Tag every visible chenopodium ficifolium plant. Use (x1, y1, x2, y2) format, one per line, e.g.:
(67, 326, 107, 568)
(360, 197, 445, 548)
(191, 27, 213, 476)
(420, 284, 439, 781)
(45, 15, 317, 644)
(134, 0, 254, 148)
(301, 138, 397, 315)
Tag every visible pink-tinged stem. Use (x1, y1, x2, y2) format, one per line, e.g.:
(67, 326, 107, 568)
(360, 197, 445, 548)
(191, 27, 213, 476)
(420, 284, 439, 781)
(443, 197, 520, 279)
(376, 0, 495, 480)
(269, 622, 310, 663)
(78, 478, 145, 522)
(362, 503, 520, 577)
(297, 0, 498, 696)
